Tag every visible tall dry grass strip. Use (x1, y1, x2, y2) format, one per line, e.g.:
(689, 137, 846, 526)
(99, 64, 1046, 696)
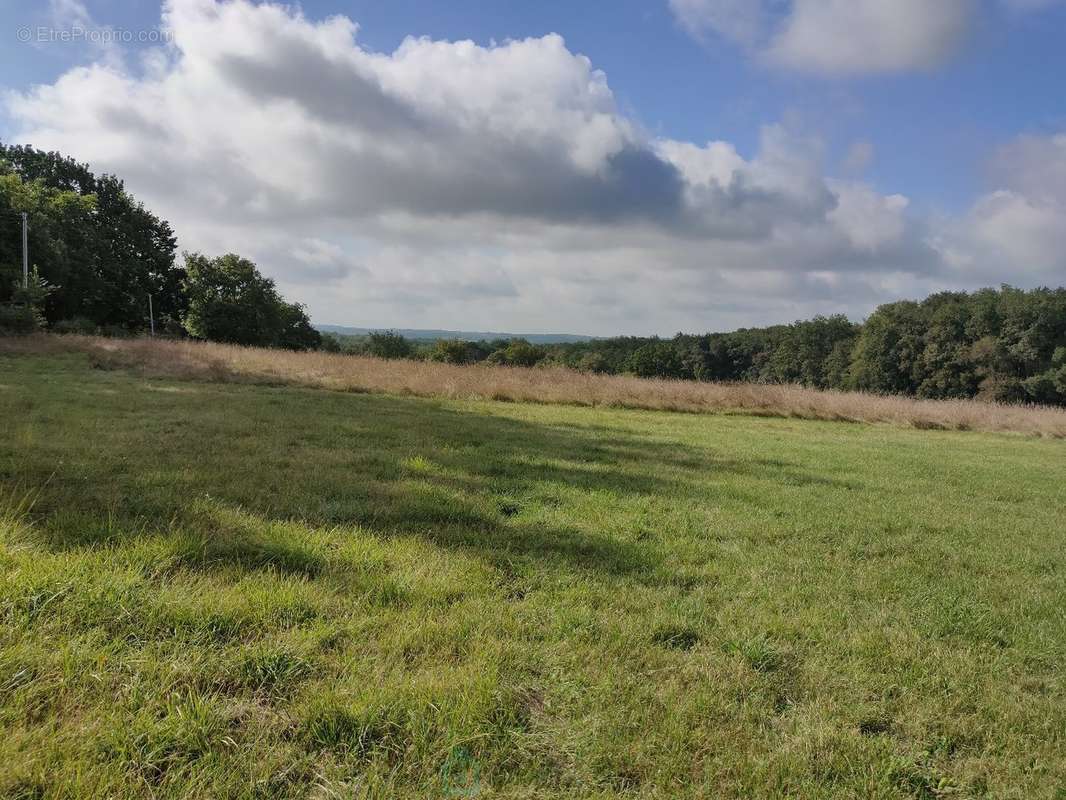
(5, 334, 1066, 437)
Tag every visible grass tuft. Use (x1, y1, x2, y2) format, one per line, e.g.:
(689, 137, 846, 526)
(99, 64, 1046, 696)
(651, 625, 702, 651)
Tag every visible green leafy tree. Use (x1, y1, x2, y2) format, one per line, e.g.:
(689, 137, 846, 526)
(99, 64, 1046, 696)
(485, 339, 546, 367)
(0, 143, 182, 330)
(760, 316, 857, 388)
(623, 340, 685, 379)
(0, 268, 56, 334)
(182, 253, 320, 350)
(366, 331, 413, 359)
(428, 339, 474, 364)
(0, 167, 95, 306)
(847, 301, 926, 393)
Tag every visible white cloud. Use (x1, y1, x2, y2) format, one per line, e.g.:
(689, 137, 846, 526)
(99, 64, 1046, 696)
(670, 0, 976, 76)
(933, 132, 1066, 282)
(766, 0, 974, 75)
(990, 133, 1066, 205)
(3, 0, 1058, 334)
(668, 0, 768, 45)
(827, 182, 909, 251)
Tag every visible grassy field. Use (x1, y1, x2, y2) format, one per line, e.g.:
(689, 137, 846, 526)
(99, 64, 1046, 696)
(1, 346, 1064, 798)
(10, 335, 1066, 437)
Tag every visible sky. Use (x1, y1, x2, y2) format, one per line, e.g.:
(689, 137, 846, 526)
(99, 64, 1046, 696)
(1, 0, 1065, 335)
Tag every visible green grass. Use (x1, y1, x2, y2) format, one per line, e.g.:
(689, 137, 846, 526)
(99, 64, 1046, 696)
(1, 351, 1064, 799)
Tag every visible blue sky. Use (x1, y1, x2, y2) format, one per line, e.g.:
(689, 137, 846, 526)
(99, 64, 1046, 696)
(2, 0, 1065, 334)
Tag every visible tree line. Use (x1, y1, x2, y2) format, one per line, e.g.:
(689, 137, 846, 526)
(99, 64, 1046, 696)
(3, 143, 1064, 405)
(0, 143, 319, 349)
(327, 287, 1066, 406)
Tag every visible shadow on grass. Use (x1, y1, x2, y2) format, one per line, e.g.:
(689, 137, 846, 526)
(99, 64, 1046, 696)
(7, 365, 856, 579)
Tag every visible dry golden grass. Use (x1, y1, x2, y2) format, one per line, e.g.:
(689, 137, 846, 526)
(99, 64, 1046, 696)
(6, 333, 1066, 437)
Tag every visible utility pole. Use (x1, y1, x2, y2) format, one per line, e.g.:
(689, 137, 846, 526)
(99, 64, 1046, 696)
(20, 212, 28, 289)
(148, 294, 155, 336)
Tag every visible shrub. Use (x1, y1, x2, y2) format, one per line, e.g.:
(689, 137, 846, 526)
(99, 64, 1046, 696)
(52, 317, 98, 335)
(0, 268, 53, 335)
(428, 339, 473, 365)
(99, 324, 131, 338)
(485, 339, 545, 367)
(318, 334, 343, 353)
(366, 331, 412, 360)
(624, 341, 685, 379)
(577, 351, 609, 373)
(0, 303, 40, 335)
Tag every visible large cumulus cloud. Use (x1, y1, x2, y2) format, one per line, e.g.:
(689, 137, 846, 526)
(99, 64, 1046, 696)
(3, 0, 1059, 334)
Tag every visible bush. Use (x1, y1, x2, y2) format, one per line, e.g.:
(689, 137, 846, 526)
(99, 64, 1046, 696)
(366, 331, 412, 360)
(52, 317, 98, 335)
(485, 339, 545, 368)
(428, 339, 473, 365)
(318, 334, 343, 353)
(577, 351, 609, 373)
(624, 341, 685, 379)
(1023, 367, 1066, 405)
(0, 268, 53, 335)
(99, 324, 131, 338)
(0, 303, 40, 335)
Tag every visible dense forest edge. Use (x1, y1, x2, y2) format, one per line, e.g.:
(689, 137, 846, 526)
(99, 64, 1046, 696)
(3, 142, 1065, 406)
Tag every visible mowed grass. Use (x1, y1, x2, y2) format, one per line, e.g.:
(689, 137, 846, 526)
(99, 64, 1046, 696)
(0, 351, 1064, 799)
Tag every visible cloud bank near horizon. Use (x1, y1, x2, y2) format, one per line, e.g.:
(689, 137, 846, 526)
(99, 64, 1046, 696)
(4, 0, 1064, 335)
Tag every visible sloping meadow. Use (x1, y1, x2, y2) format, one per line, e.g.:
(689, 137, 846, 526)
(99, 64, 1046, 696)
(1, 342, 1064, 797)
(5, 334, 1066, 437)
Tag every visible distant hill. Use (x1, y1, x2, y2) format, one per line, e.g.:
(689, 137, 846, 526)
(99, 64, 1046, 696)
(317, 325, 596, 344)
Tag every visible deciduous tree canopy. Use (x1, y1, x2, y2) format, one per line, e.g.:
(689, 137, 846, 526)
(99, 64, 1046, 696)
(183, 253, 320, 350)
(0, 143, 183, 330)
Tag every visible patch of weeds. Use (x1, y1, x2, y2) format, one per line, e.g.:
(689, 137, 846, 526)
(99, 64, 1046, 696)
(359, 576, 408, 608)
(300, 700, 408, 760)
(154, 606, 253, 644)
(0, 779, 46, 800)
(924, 594, 1011, 648)
(858, 716, 892, 736)
(922, 727, 977, 760)
(0, 484, 43, 547)
(911, 419, 946, 431)
(494, 560, 535, 602)
(402, 455, 434, 474)
(170, 530, 324, 578)
(487, 684, 545, 734)
(667, 569, 705, 591)
(3, 583, 73, 625)
(590, 750, 645, 792)
(105, 690, 226, 784)
(0, 663, 38, 696)
(727, 634, 786, 673)
(261, 598, 321, 628)
(237, 649, 313, 694)
(652, 624, 701, 651)
(887, 756, 960, 800)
